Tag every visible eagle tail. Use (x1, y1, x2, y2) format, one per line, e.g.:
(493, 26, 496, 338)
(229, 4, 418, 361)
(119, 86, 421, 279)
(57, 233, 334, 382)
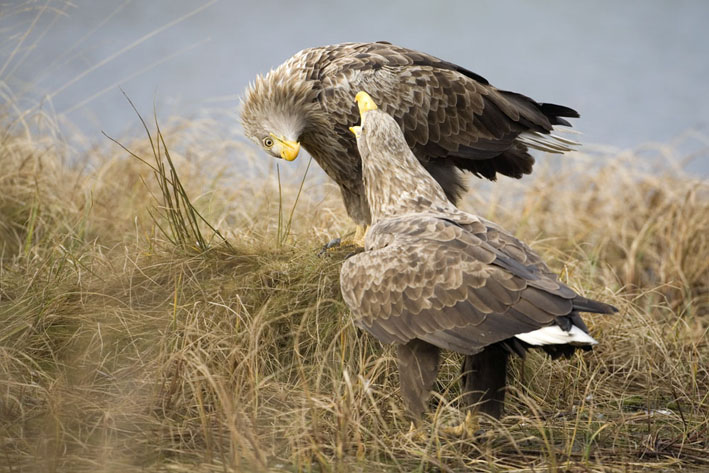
(516, 130, 581, 154)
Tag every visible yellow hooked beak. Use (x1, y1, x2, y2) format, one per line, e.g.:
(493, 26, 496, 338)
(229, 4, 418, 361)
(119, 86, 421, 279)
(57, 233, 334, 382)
(354, 91, 378, 119)
(349, 126, 362, 138)
(270, 133, 300, 161)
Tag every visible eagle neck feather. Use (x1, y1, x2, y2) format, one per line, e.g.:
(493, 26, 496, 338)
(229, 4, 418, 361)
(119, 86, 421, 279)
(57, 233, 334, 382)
(362, 112, 455, 224)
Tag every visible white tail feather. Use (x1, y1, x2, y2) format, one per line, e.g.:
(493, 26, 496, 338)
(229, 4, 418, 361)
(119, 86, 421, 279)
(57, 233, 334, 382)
(515, 325, 598, 346)
(517, 129, 581, 154)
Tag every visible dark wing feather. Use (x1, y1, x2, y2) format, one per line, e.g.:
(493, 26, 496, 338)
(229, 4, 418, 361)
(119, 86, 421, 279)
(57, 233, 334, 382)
(340, 214, 613, 356)
(314, 42, 576, 183)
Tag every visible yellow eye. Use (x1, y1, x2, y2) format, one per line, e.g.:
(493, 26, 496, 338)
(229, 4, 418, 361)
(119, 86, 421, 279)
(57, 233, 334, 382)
(263, 137, 274, 148)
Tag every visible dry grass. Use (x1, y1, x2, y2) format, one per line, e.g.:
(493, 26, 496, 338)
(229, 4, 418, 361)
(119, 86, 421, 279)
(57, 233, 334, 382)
(1, 103, 708, 472)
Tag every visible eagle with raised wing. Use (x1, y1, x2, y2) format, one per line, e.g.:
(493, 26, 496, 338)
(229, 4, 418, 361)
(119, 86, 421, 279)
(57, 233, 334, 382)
(340, 92, 615, 422)
(241, 42, 579, 229)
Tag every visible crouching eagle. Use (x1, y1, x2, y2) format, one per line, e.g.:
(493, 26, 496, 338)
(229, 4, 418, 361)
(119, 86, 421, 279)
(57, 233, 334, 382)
(241, 42, 579, 226)
(339, 92, 616, 420)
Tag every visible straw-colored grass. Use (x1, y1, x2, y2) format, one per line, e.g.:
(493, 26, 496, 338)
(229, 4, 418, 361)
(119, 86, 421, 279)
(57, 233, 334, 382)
(1, 104, 708, 473)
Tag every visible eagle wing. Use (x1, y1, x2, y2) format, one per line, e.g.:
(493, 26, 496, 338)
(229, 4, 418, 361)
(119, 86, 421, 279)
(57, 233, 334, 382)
(340, 214, 612, 355)
(314, 42, 578, 181)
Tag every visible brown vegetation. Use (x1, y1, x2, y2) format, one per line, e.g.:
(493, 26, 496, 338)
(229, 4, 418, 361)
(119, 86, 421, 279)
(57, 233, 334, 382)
(1, 110, 708, 472)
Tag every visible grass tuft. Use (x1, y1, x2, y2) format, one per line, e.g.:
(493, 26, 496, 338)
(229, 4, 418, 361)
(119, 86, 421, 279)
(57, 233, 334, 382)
(102, 92, 232, 253)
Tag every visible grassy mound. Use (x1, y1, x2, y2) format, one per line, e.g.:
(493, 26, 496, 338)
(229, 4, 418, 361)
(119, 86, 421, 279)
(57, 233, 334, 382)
(1, 114, 708, 472)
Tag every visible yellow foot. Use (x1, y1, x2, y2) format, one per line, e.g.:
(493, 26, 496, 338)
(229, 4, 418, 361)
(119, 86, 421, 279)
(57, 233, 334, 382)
(318, 225, 368, 256)
(404, 421, 428, 442)
(352, 224, 368, 247)
(441, 411, 479, 437)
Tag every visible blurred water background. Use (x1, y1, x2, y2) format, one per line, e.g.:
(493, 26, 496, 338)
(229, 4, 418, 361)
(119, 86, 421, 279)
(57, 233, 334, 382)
(2, 0, 708, 175)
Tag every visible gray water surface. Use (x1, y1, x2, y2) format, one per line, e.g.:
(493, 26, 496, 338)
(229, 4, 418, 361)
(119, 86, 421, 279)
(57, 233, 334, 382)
(3, 0, 708, 173)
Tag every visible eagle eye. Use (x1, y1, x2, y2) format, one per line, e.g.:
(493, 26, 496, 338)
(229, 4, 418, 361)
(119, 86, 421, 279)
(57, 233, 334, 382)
(263, 137, 274, 148)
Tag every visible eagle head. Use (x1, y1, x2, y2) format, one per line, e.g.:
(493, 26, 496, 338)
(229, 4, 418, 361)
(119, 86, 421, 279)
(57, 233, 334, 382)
(241, 66, 320, 162)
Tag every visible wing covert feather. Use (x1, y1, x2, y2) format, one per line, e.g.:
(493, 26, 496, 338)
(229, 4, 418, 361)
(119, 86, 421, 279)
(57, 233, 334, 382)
(340, 214, 591, 351)
(313, 42, 566, 181)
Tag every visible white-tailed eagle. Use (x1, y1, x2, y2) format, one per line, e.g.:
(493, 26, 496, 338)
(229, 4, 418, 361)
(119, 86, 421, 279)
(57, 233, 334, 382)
(241, 42, 579, 226)
(339, 92, 615, 419)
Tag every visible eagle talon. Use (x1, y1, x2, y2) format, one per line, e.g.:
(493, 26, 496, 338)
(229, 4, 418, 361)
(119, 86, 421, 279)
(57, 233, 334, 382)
(317, 237, 342, 257)
(441, 411, 479, 438)
(317, 224, 368, 257)
(343, 250, 362, 259)
(404, 421, 428, 442)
